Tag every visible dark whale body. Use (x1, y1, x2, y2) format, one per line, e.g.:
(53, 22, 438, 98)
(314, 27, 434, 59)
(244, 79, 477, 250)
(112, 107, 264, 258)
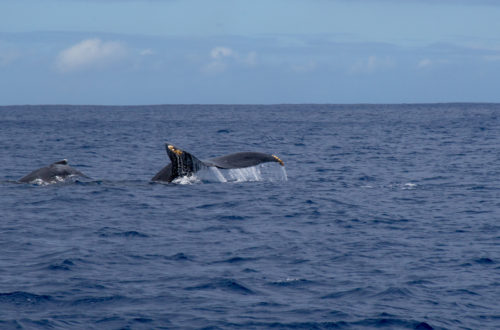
(19, 159, 88, 184)
(152, 143, 284, 183)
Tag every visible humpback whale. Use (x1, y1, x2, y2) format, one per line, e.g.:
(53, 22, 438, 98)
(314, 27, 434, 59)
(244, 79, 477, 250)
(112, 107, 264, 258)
(19, 159, 88, 184)
(152, 143, 284, 183)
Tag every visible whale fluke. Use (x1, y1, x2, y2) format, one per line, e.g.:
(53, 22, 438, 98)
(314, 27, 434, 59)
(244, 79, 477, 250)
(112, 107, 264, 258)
(205, 152, 284, 169)
(151, 144, 205, 182)
(152, 143, 284, 183)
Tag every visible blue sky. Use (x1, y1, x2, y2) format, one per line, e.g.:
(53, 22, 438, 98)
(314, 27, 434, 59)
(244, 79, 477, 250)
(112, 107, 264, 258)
(1, 0, 500, 104)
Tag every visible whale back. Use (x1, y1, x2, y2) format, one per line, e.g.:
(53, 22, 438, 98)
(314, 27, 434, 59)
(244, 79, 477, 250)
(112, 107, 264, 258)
(19, 159, 86, 183)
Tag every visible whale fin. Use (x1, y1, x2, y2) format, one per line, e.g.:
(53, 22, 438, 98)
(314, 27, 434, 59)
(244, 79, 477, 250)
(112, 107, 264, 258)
(52, 159, 68, 165)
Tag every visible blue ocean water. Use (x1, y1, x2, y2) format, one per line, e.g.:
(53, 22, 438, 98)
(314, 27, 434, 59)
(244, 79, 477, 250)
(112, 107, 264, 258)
(0, 104, 499, 329)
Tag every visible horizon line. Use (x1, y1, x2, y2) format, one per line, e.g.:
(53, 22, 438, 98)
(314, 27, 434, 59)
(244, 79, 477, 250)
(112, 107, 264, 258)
(1, 102, 500, 108)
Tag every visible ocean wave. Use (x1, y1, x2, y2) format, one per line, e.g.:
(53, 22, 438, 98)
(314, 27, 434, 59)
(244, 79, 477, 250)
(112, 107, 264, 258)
(185, 278, 255, 295)
(0, 291, 54, 306)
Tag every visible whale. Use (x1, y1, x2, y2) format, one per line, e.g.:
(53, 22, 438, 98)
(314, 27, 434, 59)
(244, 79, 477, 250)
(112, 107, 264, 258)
(19, 159, 88, 184)
(152, 143, 284, 183)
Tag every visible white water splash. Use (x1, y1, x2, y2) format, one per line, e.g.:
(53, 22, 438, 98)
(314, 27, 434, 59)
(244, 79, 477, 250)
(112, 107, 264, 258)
(176, 163, 287, 184)
(29, 175, 67, 186)
(172, 175, 201, 185)
(402, 183, 417, 190)
(54, 176, 65, 182)
(280, 166, 288, 181)
(30, 178, 48, 186)
(224, 163, 288, 183)
(209, 167, 227, 183)
(228, 166, 262, 182)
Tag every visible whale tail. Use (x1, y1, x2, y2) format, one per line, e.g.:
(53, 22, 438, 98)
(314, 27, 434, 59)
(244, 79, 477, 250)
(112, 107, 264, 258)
(165, 143, 206, 180)
(152, 143, 284, 183)
(205, 152, 284, 169)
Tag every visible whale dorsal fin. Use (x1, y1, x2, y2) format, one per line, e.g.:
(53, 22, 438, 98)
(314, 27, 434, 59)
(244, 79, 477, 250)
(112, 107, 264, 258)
(53, 159, 68, 165)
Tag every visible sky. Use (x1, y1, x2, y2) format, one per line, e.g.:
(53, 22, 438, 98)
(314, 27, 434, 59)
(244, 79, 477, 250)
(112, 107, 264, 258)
(1, 0, 500, 104)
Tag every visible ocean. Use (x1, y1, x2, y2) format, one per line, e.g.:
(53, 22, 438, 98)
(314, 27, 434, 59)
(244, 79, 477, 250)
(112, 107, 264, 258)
(0, 104, 499, 329)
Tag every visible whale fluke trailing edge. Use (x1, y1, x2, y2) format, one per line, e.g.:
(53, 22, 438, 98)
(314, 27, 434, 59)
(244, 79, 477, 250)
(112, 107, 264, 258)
(152, 143, 285, 183)
(19, 159, 89, 184)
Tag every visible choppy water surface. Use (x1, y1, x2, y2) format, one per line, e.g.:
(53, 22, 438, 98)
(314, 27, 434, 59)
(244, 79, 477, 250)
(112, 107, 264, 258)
(0, 104, 499, 329)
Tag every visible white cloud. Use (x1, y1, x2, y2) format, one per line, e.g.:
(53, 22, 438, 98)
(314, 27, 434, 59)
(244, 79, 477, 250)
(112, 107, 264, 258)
(418, 58, 432, 68)
(203, 47, 258, 74)
(56, 38, 126, 72)
(243, 51, 257, 66)
(140, 48, 155, 56)
(202, 61, 227, 74)
(203, 46, 235, 74)
(0, 49, 20, 67)
(417, 58, 450, 69)
(350, 55, 395, 74)
(210, 46, 234, 59)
